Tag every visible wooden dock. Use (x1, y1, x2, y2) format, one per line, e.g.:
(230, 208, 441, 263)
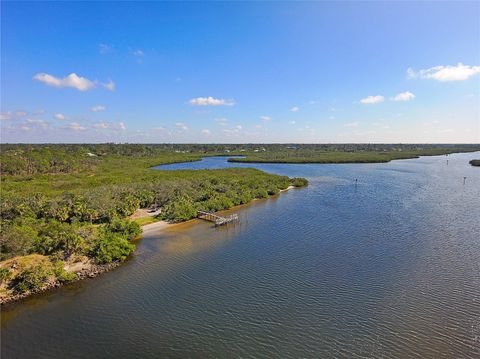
(197, 210, 239, 227)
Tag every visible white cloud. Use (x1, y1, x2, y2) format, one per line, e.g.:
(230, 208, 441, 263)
(68, 122, 86, 131)
(189, 96, 235, 106)
(438, 128, 454, 133)
(329, 115, 335, 120)
(0, 112, 13, 120)
(260, 115, 271, 121)
(1, 111, 30, 120)
(344, 121, 359, 127)
(201, 129, 211, 135)
(407, 63, 480, 82)
(255, 124, 262, 129)
(131, 49, 144, 57)
(102, 80, 115, 91)
(153, 126, 166, 131)
(360, 95, 384, 104)
(26, 118, 47, 126)
(33, 73, 96, 91)
(118, 122, 126, 130)
(290, 106, 299, 112)
(235, 125, 242, 130)
(176, 122, 188, 131)
(215, 117, 228, 125)
(91, 105, 106, 112)
(94, 122, 109, 129)
(290, 120, 296, 125)
(54, 113, 66, 120)
(20, 125, 31, 131)
(391, 91, 415, 102)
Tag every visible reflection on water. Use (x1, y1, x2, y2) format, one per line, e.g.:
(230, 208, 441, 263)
(2, 152, 480, 358)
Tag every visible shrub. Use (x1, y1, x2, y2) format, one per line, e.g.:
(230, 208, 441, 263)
(10, 264, 53, 294)
(0, 224, 38, 260)
(88, 231, 135, 264)
(162, 196, 197, 222)
(291, 177, 308, 187)
(34, 221, 84, 255)
(53, 261, 76, 283)
(0, 267, 12, 283)
(106, 219, 141, 240)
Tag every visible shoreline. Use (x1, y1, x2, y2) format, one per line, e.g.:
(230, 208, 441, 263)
(0, 185, 298, 306)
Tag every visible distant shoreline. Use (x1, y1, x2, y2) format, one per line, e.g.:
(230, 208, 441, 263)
(227, 149, 480, 165)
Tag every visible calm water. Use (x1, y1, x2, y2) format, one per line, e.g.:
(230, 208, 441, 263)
(2, 152, 480, 358)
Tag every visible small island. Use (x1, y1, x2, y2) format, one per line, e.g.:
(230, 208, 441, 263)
(470, 159, 480, 166)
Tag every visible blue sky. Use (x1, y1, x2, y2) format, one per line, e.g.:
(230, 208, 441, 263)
(1, 1, 479, 143)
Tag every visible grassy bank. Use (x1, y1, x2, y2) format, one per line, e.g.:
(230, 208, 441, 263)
(470, 159, 480, 166)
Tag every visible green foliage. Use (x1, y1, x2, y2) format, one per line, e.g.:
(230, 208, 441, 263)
(34, 221, 84, 255)
(88, 231, 135, 264)
(162, 196, 197, 222)
(106, 219, 141, 240)
(227, 145, 480, 164)
(470, 159, 480, 166)
(0, 267, 12, 283)
(53, 261, 77, 283)
(10, 264, 53, 294)
(292, 177, 308, 187)
(0, 223, 38, 260)
(0, 145, 309, 281)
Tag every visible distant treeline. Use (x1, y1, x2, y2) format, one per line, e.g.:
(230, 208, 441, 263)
(2, 143, 479, 175)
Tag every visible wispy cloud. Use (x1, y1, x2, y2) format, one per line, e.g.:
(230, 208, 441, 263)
(91, 105, 106, 112)
(0, 112, 13, 120)
(54, 113, 66, 120)
(407, 63, 480, 82)
(438, 128, 454, 133)
(360, 95, 384, 105)
(189, 96, 235, 106)
(290, 106, 299, 112)
(131, 49, 144, 57)
(260, 115, 271, 121)
(175, 122, 188, 131)
(201, 129, 211, 135)
(391, 91, 415, 102)
(98, 44, 113, 54)
(26, 118, 48, 126)
(344, 121, 359, 127)
(102, 80, 115, 91)
(33, 73, 96, 91)
(1, 111, 28, 120)
(93, 122, 109, 129)
(215, 117, 228, 126)
(68, 122, 86, 131)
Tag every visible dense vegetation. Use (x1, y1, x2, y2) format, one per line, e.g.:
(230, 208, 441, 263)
(227, 145, 480, 164)
(0, 144, 307, 298)
(470, 159, 480, 166)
